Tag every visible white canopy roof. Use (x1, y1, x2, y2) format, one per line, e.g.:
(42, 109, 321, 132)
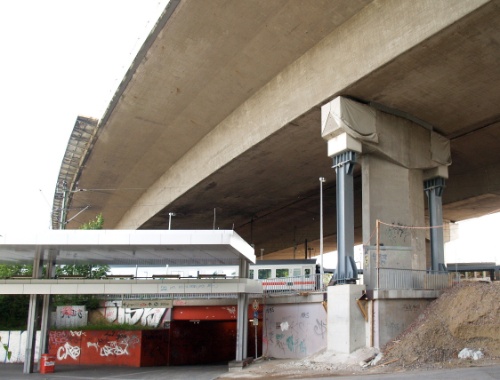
(0, 229, 255, 266)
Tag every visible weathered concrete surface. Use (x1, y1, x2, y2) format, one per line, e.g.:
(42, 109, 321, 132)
(60, 0, 500, 256)
(328, 284, 366, 354)
(373, 298, 432, 349)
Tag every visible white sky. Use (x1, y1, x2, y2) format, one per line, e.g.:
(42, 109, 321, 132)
(0, 1, 498, 265)
(0, 0, 169, 233)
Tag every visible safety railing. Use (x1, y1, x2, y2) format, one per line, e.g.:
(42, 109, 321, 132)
(377, 267, 459, 290)
(259, 274, 324, 294)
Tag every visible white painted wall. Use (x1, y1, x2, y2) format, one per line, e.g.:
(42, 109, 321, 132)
(262, 303, 327, 359)
(0, 331, 40, 363)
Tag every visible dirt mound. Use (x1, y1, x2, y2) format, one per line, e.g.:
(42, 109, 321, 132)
(383, 281, 500, 368)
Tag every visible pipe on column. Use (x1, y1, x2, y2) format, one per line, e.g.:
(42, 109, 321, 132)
(424, 177, 446, 272)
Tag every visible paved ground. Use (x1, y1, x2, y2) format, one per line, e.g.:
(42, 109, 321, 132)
(1, 363, 499, 380)
(294, 365, 500, 380)
(0, 363, 228, 380)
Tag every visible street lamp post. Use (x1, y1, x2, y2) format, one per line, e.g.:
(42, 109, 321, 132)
(319, 177, 326, 289)
(168, 212, 176, 230)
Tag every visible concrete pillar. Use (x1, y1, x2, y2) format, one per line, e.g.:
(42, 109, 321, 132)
(362, 155, 426, 289)
(327, 284, 366, 353)
(235, 293, 248, 362)
(321, 96, 453, 348)
(321, 96, 451, 289)
(424, 176, 447, 271)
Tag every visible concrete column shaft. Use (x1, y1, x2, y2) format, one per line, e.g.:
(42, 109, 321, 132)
(362, 155, 426, 289)
(235, 293, 248, 361)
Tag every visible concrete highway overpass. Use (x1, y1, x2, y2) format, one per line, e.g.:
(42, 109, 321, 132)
(54, 0, 500, 260)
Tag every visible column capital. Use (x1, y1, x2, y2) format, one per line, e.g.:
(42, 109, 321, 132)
(423, 166, 449, 181)
(321, 96, 451, 170)
(424, 177, 446, 195)
(326, 133, 362, 158)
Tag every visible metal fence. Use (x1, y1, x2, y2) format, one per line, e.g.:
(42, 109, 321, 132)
(260, 274, 325, 294)
(376, 267, 459, 290)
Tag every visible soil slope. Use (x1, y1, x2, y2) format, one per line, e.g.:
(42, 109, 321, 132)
(383, 281, 500, 368)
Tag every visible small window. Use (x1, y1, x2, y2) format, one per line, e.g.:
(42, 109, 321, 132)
(292, 268, 301, 277)
(258, 269, 271, 279)
(305, 268, 311, 278)
(249, 269, 254, 279)
(276, 268, 289, 278)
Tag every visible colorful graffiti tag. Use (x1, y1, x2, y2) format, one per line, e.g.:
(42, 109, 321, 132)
(48, 330, 142, 366)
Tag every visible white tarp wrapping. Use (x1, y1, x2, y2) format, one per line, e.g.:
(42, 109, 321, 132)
(431, 131, 452, 166)
(321, 97, 452, 169)
(321, 97, 378, 143)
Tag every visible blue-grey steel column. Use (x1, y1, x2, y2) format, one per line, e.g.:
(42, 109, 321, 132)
(333, 151, 358, 282)
(424, 177, 446, 271)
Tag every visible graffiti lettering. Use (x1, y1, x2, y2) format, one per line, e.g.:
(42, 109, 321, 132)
(57, 342, 81, 360)
(286, 335, 296, 352)
(105, 307, 167, 328)
(49, 331, 70, 346)
(60, 306, 83, 319)
(313, 319, 327, 339)
(100, 341, 129, 357)
(221, 306, 236, 316)
(403, 304, 420, 312)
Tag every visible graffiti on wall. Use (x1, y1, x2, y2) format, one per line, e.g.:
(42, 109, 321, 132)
(55, 306, 88, 329)
(48, 330, 142, 366)
(99, 307, 167, 328)
(263, 303, 327, 359)
(57, 341, 81, 360)
(60, 306, 84, 319)
(86, 331, 139, 357)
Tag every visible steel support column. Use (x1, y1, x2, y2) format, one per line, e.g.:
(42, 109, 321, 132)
(235, 259, 250, 361)
(38, 253, 56, 364)
(24, 248, 43, 374)
(424, 177, 446, 271)
(333, 151, 358, 283)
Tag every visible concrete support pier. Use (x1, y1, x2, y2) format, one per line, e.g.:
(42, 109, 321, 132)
(327, 284, 366, 353)
(321, 96, 452, 351)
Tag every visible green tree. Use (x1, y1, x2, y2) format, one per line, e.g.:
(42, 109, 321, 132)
(0, 264, 32, 278)
(0, 214, 111, 329)
(80, 213, 104, 230)
(0, 265, 32, 329)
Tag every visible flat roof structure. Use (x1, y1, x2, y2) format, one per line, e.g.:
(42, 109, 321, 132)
(0, 229, 260, 295)
(0, 229, 255, 266)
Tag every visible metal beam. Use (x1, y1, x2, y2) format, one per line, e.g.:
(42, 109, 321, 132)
(333, 151, 358, 282)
